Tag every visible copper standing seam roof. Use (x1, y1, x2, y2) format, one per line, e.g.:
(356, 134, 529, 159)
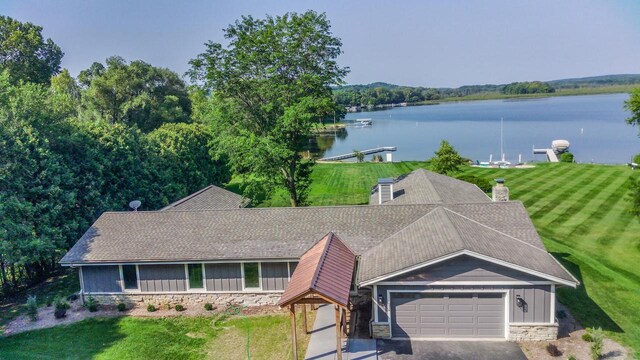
(278, 232, 356, 308)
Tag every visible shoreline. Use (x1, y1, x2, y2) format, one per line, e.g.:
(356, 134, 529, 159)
(345, 86, 634, 112)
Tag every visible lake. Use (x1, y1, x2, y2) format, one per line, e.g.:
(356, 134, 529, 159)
(316, 94, 639, 164)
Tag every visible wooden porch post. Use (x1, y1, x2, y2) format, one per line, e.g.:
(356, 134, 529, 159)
(335, 305, 343, 360)
(302, 303, 308, 334)
(290, 304, 298, 360)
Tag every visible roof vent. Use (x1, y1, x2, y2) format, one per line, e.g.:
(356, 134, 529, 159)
(377, 178, 394, 204)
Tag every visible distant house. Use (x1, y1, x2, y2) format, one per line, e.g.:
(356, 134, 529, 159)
(61, 170, 577, 341)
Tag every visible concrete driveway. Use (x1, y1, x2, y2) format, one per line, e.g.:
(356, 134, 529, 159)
(377, 340, 527, 360)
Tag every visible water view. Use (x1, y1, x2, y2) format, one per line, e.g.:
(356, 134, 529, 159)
(316, 93, 637, 164)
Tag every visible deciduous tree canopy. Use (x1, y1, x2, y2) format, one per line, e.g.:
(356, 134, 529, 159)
(80, 56, 191, 132)
(188, 11, 348, 206)
(0, 16, 63, 85)
(429, 140, 465, 175)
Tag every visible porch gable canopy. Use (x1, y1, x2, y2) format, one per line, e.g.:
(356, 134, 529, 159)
(278, 232, 356, 308)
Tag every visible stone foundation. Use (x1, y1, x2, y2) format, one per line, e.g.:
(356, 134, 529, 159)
(509, 323, 559, 341)
(371, 322, 391, 339)
(85, 292, 282, 308)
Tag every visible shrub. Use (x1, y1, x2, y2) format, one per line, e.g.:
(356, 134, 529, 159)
(546, 343, 562, 357)
(556, 309, 567, 319)
(117, 303, 127, 312)
(84, 296, 98, 312)
(54, 296, 70, 311)
(204, 303, 214, 311)
(455, 174, 493, 193)
(26, 295, 38, 321)
(147, 304, 156, 312)
(67, 294, 79, 302)
(567, 356, 577, 360)
(582, 332, 594, 342)
(54, 308, 67, 319)
(175, 304, 185, 312)
(590, 327, 604, 360)
(560, 152, 574, 163)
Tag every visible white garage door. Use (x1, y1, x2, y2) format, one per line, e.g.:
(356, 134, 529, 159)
(391, 292, 505, 339)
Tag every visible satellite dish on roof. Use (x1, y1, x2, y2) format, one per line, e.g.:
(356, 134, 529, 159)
(129, 200, 141, 211)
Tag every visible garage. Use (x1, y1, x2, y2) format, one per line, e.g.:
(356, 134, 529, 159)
(390, 292, 505, 339)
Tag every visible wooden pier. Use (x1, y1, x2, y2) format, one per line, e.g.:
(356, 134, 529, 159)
(318, 146, 397, 161)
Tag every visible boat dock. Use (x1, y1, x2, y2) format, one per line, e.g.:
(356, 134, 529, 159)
(318, 146, 397, 161)
(533, 148, 559, 162)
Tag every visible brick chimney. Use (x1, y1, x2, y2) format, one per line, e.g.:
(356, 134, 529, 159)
(492, 178, 509, 202)
(377, 178, 394, 204)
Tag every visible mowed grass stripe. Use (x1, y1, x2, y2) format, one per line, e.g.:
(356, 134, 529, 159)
(557, 172, 633, 239)
(514, 166, 594, 211)
(534, 169, 619, 226)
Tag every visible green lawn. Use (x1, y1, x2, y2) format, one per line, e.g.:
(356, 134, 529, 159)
(0, 311, 313, 360)
(270, 162, 638, 355)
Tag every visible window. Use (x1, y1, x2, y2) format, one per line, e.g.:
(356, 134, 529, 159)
(122, 265, 138, 290)
(243, 263, 260, 289)
(187, 264, 203, 289)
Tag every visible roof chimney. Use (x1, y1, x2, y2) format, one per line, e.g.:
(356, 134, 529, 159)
(377, 178, 394, 204)
(492, 178, 509, 202)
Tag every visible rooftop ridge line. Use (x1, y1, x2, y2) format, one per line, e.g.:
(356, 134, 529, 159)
(441, 207, 548, 253)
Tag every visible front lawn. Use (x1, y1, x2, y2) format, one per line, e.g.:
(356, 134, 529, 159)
(0, 310, 314, 360)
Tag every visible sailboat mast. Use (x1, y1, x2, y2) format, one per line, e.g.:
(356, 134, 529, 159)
(500, 117, 504, 162)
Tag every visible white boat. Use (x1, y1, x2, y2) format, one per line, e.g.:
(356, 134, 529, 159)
(355, 118, 373, 126)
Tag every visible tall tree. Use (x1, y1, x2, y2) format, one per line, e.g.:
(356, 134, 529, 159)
(430, 140, 465, 175)
(147, 123, 231, 197)
(80, 56, 191, 132)
(0, 16, 63, 85)
(188, 11, 348, 206)
(625, 88, 640, 217)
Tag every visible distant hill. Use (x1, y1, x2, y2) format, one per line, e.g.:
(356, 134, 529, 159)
(548, 74, 640, 89)
(334, 74, 640, 108)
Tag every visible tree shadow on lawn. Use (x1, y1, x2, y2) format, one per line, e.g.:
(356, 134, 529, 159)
(552, 252, 622, 334)
(0, 317, 125, 360)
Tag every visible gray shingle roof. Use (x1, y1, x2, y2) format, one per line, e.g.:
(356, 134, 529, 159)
(358, 206, 576, 284)
(161, 185, 248, 210)
(370, 168, 491, 205)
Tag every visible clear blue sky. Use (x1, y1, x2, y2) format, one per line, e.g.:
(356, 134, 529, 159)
(2, 0, 640, 87)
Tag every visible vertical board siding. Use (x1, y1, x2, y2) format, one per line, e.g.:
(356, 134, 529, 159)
(510, 285, 551, 323)
(389, 256, 543, 282)
(138, 265, 187, 292)
(261, 262, 289, 291)
(82, 266, 122, 293)
(205, 263, 242, 291)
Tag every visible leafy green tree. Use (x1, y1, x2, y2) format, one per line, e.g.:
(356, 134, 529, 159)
(430, 140, 465, 175)
(49, 69, 81, 119)
(624, 88, 640, 129)
(354, 150, 364, 163)
(560, 152, 575, 163)
(147, 123, 231, 197)
(625, 89, 640, 217)
(188, 11, 348, 206)
(0, 16, 63, 85)
(80, 56, 191, 132)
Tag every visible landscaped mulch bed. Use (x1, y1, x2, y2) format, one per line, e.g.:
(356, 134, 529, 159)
(2, 299, 285, 336)
(518, 304, 629, 360)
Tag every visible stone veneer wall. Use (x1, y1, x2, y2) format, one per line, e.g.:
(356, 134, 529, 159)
(86, 292, 282, 308)
(371, 323, 391, 339)
(509, 323, 559, 341)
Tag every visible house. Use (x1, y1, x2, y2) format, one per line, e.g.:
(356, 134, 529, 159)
(60, 170, 578, 341)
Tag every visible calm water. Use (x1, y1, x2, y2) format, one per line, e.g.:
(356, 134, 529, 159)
(320, 94, 639, 164)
